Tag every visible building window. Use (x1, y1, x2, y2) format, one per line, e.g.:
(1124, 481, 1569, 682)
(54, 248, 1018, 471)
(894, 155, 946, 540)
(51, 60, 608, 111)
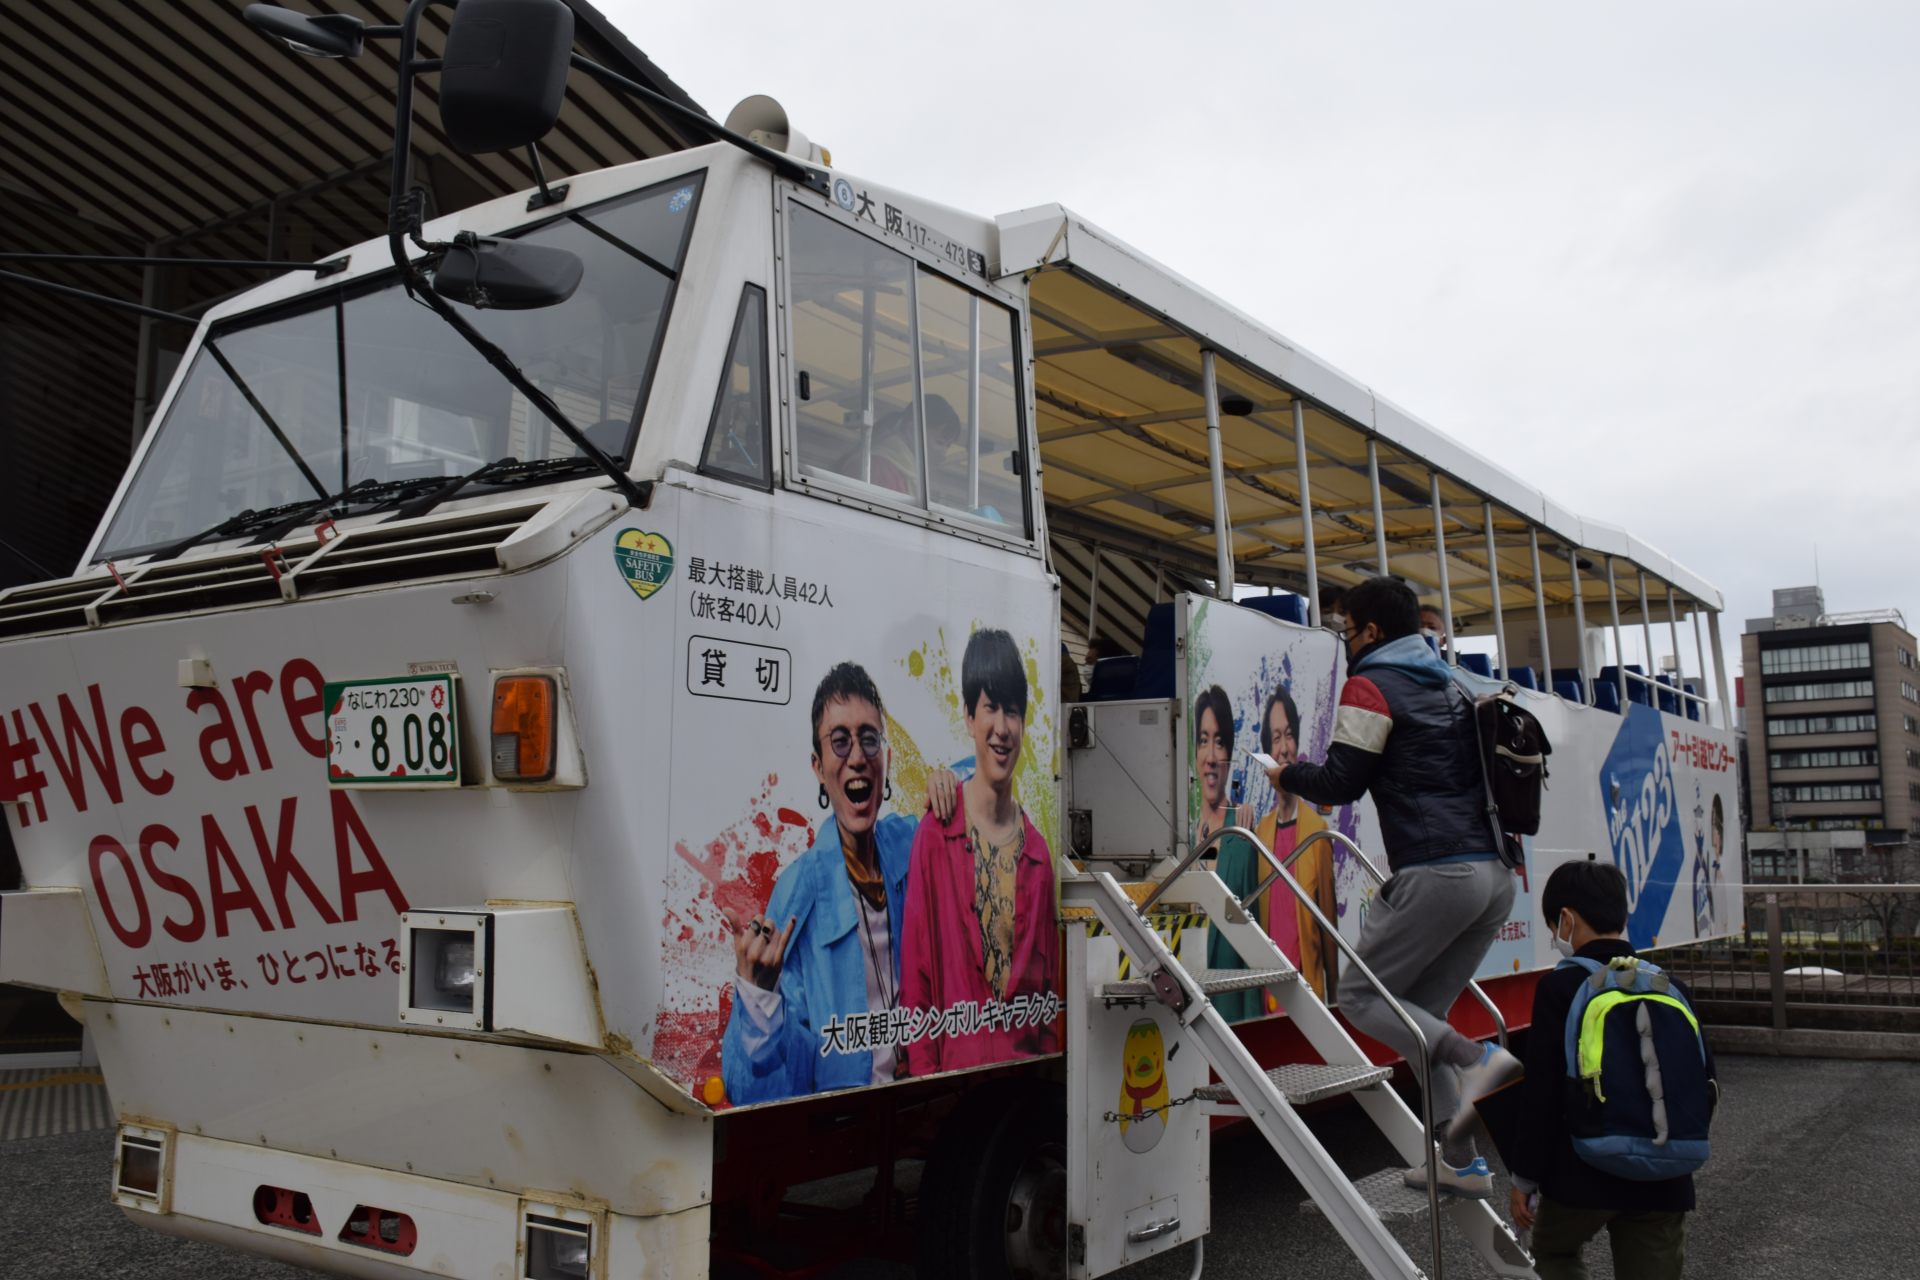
(1907, 715, 1920, 735)
(1769, 748, 1878, 769)
(1903, 681, 1920, 704)
(1766, 713, 1877, 736)
(1759, 641, 1870, 675)
(1762, 679, 1875, 703)
(1769, 783, 1882, 803)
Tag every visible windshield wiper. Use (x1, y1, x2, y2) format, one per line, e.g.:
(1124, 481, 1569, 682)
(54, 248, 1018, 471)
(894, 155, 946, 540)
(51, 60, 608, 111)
(388, 455, 602, 523)
(142, 495, 338, 563)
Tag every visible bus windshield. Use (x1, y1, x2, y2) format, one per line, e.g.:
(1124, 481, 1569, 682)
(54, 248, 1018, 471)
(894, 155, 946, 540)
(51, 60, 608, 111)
(98, 172, 704, 559)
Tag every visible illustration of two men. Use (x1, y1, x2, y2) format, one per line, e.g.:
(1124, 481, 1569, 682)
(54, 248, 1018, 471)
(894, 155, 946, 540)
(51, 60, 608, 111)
(720, 629, 1058, 1105)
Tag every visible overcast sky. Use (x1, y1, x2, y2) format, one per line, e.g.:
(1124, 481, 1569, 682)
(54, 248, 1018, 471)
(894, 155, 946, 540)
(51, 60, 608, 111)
(621, 1, 1920, 677)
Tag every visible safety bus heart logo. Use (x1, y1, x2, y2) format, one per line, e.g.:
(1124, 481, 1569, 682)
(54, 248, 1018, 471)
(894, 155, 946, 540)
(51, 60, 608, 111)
(613, 529, 673, 601)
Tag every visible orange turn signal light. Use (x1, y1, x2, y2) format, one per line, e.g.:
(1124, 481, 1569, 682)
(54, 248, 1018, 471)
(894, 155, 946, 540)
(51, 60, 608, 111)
(491, 675, 556, 782)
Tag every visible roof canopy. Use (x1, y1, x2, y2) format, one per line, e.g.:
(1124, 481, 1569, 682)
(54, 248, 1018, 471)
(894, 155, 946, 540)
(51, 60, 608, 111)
(998, 206, 1722, 653)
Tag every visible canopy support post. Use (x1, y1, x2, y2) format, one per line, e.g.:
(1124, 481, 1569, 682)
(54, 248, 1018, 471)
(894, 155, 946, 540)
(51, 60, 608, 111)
(1295, 401, 1320, 626)
(1430, 472, 1455, 665)
(1530, 527, 1553, 688)
(1202, 350, 1233, 601)
(1638, 570, 1658, 710)
(1606, 558, 1628, 708)
(1569, 548, 1590, 704)
(1368, 438, 1389, 576)
(1484, 502, 1507, 678)
(1086, 544, 1103, 648)
(1692, 605, 1710, 725)
(1709, 610, 1732, 731)
(1667, 586, 1685, 712)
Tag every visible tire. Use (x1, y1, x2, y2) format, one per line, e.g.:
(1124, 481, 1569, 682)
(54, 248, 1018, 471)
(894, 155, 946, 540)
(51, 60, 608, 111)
(917, 1081, 1067, 1280)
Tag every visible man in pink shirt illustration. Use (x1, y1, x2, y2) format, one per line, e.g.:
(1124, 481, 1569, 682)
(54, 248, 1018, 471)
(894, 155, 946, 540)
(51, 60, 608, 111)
(899, 628, 1060, 1075)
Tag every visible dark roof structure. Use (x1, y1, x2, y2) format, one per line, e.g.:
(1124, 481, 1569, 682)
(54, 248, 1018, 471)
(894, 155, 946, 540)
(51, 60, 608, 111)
(0, 0, 704, 585)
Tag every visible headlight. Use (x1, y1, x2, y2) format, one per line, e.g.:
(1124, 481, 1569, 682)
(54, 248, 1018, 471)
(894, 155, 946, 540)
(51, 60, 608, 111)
(525, 1213, 592, 1279)
(400, 913, 492, 1029)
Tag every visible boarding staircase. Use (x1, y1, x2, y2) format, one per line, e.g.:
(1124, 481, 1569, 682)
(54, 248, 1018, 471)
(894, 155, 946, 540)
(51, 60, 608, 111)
(1062, 825, 1537, 1280)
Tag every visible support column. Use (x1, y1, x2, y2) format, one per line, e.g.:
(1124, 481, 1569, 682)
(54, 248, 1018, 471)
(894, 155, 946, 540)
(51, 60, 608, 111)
(1667, 586, 1685, 711)
(1294, 401, 1320, 626)
(1202, 350, 1233, 601)
(1606, 558, 1628, 708)
(1569, 548, 1590, 704)
(1429, 472, 1455, 664)
(1367, 438, 1389, 576)
(1484, 502, 1507, 678)
(1692, 605, 1710, 723)
(1530, 527, 1553, 687)
(1638, 570, 1658, 710)
(1085, 544, 1103, 648)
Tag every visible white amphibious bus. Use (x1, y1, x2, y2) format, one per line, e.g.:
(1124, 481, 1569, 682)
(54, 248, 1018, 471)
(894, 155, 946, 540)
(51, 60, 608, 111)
(0, 4, 1740, 1279)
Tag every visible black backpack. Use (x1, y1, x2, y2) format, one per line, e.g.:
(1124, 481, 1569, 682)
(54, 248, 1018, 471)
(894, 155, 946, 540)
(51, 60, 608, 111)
(1452, 678, 1551, 870)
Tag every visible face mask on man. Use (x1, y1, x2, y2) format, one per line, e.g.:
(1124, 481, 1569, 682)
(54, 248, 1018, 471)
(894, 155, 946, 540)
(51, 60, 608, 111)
(1325, 611, 1347, 633)
(1549, 910, 1576, 959)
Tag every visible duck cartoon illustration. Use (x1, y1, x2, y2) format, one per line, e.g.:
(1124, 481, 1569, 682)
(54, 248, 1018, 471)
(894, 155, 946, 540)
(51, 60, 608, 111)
(1117, 1018, 1170, 1154)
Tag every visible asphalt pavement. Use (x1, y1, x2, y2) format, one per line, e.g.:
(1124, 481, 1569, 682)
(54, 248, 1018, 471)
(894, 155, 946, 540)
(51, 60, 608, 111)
(2, 1053, 1912, 1279)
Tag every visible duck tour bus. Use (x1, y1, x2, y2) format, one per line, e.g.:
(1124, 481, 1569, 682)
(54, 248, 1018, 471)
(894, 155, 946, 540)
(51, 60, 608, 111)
(0, 4, 1740, 1279)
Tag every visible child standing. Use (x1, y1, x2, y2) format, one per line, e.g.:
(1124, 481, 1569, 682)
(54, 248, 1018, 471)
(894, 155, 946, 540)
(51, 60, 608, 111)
(1507, 860, 1717, 1280)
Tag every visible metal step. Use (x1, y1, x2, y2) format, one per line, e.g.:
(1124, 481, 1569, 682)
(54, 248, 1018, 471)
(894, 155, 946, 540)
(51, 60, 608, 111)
(1194, 1061, 1392, 1108)
(1301, 1167, 1435, 1221)
(1100, 966, 1299, 999)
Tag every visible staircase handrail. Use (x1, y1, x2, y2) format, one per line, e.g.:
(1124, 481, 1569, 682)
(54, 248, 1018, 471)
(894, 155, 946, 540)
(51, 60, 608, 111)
(1254, 828, 1511, 1050)
(1134, 822, 1446, 1272)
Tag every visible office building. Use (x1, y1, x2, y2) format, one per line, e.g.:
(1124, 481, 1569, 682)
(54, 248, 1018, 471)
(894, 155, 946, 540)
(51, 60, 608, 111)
(1742, 586, 1920, 882)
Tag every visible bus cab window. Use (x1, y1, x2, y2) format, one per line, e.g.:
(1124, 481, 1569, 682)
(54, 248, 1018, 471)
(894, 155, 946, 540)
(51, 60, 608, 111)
(918, 269, 1024, 530)
(788, 207, 920, 498)
(700, 284, 772, 489)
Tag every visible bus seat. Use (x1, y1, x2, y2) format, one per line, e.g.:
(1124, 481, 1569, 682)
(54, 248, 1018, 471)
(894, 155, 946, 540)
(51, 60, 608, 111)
(1460, 653, 1494, 678)
(1593, 681, 1622, 714)
(1242, 593, 1307, 626)
(1554, 679, 1584, 703)
(1552, 667, 1586, 689)
(1509, 665, 1538, 691)
(1134, 603, 1176, 699)
(1087, 656, 1139, 702)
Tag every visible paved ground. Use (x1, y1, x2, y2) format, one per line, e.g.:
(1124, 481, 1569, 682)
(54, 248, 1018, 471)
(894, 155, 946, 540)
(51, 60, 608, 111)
(1, 1054, 1912, 1278)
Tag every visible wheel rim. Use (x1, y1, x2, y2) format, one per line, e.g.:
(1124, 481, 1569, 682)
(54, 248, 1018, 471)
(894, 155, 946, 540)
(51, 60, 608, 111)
(1002, 1140, 1067, 1280)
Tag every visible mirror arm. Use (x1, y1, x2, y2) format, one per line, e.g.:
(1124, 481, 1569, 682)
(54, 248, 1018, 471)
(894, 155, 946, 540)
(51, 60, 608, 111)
(567, 54, 834, 199)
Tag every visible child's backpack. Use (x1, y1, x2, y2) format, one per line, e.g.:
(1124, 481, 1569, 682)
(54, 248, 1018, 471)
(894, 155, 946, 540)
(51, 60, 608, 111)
(1560, 954, 1715, 1180)
(1452, 678, 1551, 870)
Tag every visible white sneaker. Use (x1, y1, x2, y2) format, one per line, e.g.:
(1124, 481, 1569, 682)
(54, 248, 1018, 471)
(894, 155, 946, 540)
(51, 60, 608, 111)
(1401, 1155, 1495, 1198)
(1448, 1042, 1523, 1141)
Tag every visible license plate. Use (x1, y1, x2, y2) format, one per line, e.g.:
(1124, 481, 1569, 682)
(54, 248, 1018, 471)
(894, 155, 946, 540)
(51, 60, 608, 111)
(325, 675, 461, 785)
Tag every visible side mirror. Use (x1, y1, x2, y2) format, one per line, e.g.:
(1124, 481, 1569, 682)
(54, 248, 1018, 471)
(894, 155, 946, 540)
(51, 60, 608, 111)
(440, 0, 575, 154)
(242, 4, 367, 58)
(431, 235, 584, 311)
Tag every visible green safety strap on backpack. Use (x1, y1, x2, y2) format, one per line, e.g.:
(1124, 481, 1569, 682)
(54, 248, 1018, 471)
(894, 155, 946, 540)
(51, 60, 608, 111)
(1576, 990, 1703, 1100)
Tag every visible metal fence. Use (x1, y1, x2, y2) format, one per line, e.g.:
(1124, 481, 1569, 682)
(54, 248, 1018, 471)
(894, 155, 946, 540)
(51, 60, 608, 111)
(1657, 886, 1920, 1030)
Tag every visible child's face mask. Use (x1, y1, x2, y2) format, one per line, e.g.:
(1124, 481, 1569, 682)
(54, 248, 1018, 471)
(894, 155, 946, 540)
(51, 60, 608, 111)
(1550, 911, 1576, 958)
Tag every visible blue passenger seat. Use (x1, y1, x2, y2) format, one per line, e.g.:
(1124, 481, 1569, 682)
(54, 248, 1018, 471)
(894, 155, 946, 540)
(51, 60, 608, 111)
(1087, 656, 1139, 702)
(1133, 603, 1177, 699)
(1509, 665, 1538, 691)
(1593, 681, 1622, 714)
(1460, 653, 1494, 678)
(1242, 593, 1308, 626)
(1554, 679, 1584, 703)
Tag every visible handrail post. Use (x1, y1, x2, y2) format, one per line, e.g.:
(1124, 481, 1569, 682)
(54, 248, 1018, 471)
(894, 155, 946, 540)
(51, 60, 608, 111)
(1767, 892, 1788, 1031)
